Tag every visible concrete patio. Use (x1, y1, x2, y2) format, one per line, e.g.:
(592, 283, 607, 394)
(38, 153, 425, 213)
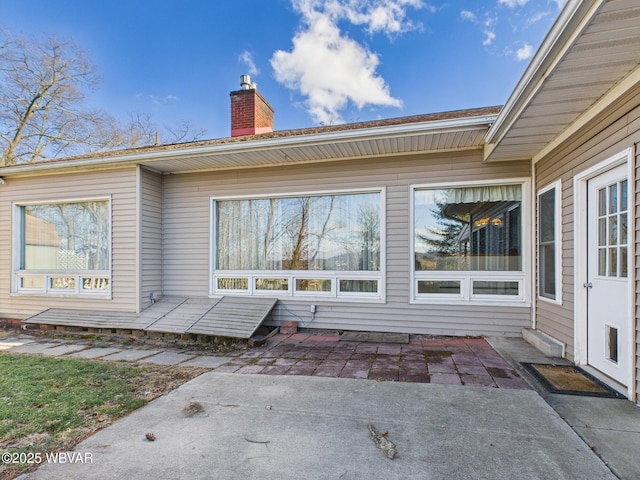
(3, 331, 640, 479)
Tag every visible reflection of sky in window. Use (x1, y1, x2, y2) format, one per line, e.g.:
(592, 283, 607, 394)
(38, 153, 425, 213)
(414, 190, 448, 253)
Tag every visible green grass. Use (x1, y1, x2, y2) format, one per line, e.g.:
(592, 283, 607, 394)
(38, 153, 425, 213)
(0, 353, 207, 479)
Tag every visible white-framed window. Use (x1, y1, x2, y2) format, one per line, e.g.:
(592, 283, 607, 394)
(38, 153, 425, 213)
(13, 198, 111, 297)
(537, 180, 562, 303)
(211, 189, 384, 301)
(411, 179, 529, 304)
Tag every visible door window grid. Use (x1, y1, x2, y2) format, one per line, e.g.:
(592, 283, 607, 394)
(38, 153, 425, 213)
(597, 180, 627, 278)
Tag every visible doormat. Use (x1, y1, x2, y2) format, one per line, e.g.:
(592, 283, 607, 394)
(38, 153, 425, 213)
(340, 331, 409, 344)
(521, 363, 625, 398)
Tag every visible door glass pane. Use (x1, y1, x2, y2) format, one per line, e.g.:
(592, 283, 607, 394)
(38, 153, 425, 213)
(608, 248, 617, 277)
(609, 184, 618, 214)
(598, 218, 607, 246)
(621, 180, 628, 212)
(620, 213, 627, 245)
(609, 216, 618, 245)
(598, 248, 606, 276)
(620, 247, 628, 278)
(598, 188, 606, 216)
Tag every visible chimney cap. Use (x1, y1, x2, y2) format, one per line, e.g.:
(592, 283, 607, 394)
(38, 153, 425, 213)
(240, 74, 257, 90)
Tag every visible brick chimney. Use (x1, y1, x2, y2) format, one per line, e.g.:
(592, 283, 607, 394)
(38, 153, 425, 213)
(230, 75, 274, 137)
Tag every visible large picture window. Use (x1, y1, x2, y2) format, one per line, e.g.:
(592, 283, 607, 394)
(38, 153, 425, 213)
(412, 182, 527, 302)
(212, 191, 383, 298)
(14, 199, 111, 295)
(537, 181, 562, 302)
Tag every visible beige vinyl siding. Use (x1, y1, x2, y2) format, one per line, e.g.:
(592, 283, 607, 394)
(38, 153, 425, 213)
(163, 150, 531, 336)
(140, 167, 162, 311)
(0, 168, 138, 318)
(535, 84, 640, 369)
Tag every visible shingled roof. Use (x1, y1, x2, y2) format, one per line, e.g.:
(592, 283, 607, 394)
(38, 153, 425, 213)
(1, 105, 502, 169)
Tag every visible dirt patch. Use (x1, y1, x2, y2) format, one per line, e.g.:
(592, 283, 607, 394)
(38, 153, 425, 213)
(182, 401, 205, 417)
(127, 365, 209, 399)
(422, 350, 452, 357)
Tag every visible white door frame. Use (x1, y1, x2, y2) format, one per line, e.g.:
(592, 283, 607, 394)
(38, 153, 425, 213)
(574, 147, 635, 399)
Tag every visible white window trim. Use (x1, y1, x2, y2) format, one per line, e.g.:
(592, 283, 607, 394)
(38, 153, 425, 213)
(11, 196, 113, 298)
(209, 187, 386, 303)
(409, 178, 531, 306)
(537, 180, 563, 305)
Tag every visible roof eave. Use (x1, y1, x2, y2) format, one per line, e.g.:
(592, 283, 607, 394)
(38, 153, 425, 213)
(0, 114, 498, 177)
(484, 0, 603, 149)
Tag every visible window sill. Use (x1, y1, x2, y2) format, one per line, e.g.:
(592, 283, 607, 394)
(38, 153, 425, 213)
(210, 292, 386, 304)
(10, 292, 112, 300)
(537, 295, 563, 306)
(410, 298, 531, 307)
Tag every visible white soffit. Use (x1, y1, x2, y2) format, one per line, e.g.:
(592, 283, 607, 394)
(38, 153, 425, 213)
(485, 0, 640, 162)
(139, 122, 491, 174)
(0, 115, 496, 177)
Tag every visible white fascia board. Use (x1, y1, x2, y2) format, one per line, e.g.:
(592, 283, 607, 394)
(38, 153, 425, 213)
(485, 0, 603, 146)
(0, 114, 497, 176)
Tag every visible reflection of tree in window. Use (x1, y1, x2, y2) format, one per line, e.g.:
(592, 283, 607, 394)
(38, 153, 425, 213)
(415, 185, 522, 272)
(216, 192, 380, 272)
(23, 201, 109, 271)
(416, 196, 469, 271)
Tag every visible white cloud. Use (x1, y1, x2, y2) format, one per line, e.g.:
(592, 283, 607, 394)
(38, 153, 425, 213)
(483, 30, 496, 46)
(139, 94, 178, 105)
(461, 1, 560, 61)
(271, 0, 421, 124)
(516, 42, 533, 60)
(238, 50, 259, 76)
(460, 10, 476, 21)
(498, 0, 529, 7)
(336, 0, 425, 36)
(527, 11, 550, 25)
(461, 9, 496, 46)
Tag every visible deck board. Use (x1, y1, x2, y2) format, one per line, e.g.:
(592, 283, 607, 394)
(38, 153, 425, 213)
(23, 296, 277, 339)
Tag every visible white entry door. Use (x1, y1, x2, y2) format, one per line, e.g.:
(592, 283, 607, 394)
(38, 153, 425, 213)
(586, 164, 630, 385)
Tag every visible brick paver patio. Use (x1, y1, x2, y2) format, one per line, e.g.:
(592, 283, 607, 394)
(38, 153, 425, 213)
(215, 333, 530, 389)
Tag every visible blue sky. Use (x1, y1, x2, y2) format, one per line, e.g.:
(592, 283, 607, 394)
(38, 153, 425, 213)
(1, 0, 566, 140)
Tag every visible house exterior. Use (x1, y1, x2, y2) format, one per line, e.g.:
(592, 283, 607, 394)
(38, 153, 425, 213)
(0, 0, 639, 402)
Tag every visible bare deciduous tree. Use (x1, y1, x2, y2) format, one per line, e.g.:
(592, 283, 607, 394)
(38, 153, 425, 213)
(0, 31, 206, 166)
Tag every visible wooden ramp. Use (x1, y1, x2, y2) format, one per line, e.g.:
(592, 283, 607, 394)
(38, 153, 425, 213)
(23, 296, 277, 339)
(186, 297, 277, 338)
